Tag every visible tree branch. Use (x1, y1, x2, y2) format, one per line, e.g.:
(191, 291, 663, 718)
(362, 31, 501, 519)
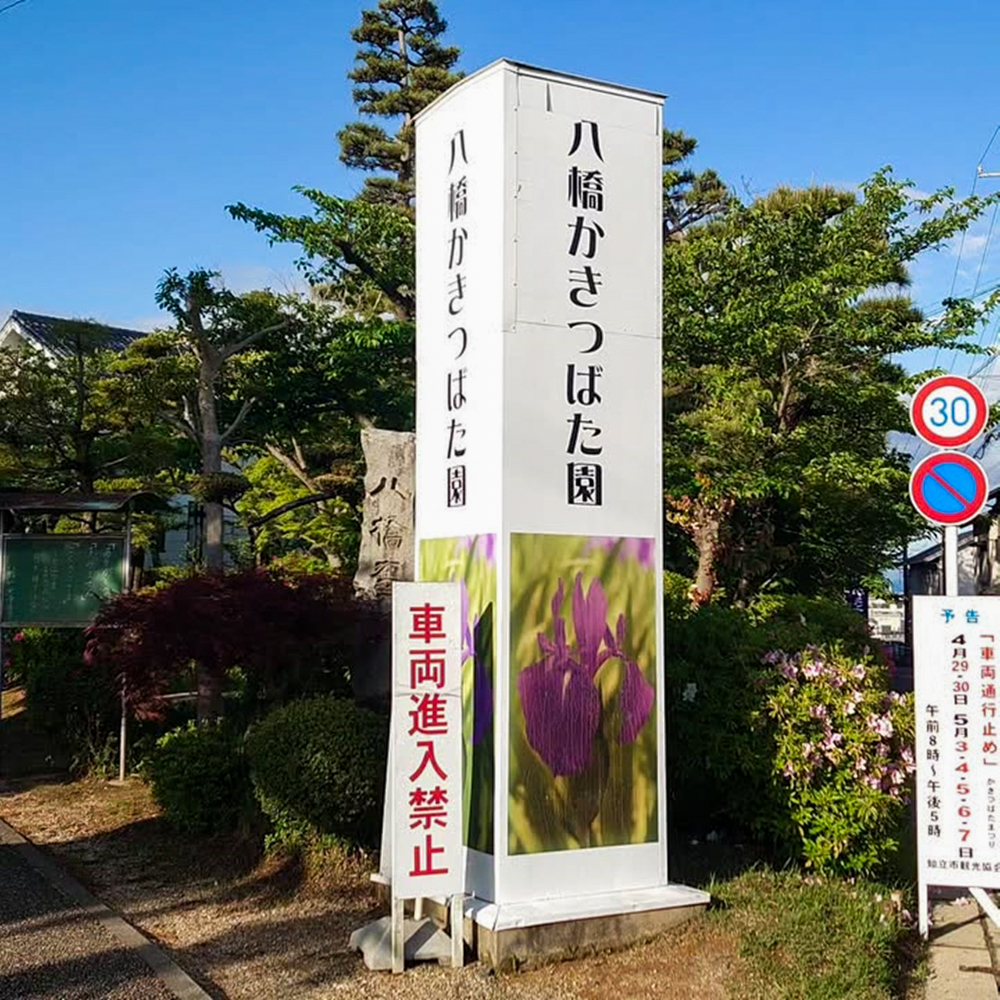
(186, 295, 212, 353)
(220, 320, 288, 361)
(265, 442, 321, 493)
(160, 410, 200, 442)
(181, 395, 199, 435)
(249, 492, 334, 528)
(335, 239, 413, 321)
(221, 397, 257, 443)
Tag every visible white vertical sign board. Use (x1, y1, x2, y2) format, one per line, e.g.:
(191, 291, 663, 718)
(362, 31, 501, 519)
(391, 582, 463, 900)
(914, 596, 1000, 888)
(415, 61, 668, 911)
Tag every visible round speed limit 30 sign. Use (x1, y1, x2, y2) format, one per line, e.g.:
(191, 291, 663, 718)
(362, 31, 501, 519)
(910, 375, 989, 448)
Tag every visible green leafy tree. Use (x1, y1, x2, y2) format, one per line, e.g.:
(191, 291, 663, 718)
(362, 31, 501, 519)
(232, 307, 415, 569)
(111, 271, 296, 718)
(235, 453, 359, 571)
(0, 322, 176, 504)
(338, 0, 461, 210)
(228, 191, 415, 320)
(661, 170, 1000, 604)
(135, 271, 288, 575)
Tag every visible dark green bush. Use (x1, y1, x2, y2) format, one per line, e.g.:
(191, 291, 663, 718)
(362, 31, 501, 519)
(246, 695, 388, 850)
(144, 722, 250, 834)
(10, 627, 119, 774)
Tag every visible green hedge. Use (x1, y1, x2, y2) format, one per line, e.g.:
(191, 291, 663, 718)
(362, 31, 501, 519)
(245, 695, 388, 850)
(144, 722, 250, 834)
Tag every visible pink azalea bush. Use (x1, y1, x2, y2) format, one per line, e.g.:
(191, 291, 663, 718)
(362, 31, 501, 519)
(759, 644, 915, 874)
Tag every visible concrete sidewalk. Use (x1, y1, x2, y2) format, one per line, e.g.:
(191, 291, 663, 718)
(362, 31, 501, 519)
(0, 818, 210, 1000)
(926, 898, 999, 999)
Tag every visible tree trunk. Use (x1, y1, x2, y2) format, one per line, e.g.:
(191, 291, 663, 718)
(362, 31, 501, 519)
(200, 361, 224, 574)
(690, 509, 724, 607)
(197, 353, 224, 722)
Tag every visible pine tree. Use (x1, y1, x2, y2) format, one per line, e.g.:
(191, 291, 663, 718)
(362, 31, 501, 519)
(338, 0, 462, 210)
(662, 128, 731, 239)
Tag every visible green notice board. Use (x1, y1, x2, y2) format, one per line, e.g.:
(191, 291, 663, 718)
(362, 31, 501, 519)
(1, 536, 125, 626)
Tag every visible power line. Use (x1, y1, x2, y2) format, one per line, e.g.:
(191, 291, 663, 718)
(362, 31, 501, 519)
(933, 125, 1000, 374)
(0, 0, 29, 13)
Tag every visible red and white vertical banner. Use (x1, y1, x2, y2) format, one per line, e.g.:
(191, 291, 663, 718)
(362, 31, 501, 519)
(914, 596, 1000, 888)
(391, 582, 463, 900)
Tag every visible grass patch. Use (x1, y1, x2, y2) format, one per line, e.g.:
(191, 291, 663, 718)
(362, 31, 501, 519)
(711, 868, 924, 1000)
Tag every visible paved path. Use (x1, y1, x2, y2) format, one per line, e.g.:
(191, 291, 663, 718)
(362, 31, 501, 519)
(0, 820, 209, 1000)
(926, 899, 999, 999)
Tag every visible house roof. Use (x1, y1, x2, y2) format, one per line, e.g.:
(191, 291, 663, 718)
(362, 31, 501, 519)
(4, 311, 145, 356)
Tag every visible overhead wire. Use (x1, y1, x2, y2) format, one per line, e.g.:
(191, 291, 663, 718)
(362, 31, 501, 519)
(961, 187, 1000, 377)
(0, 0, 29, 14)
(932, 124, 1000, 374)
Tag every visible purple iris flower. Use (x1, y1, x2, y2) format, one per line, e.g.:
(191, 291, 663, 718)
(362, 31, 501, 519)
(610, 612, 655, 744)
(518, 574, 655, 777)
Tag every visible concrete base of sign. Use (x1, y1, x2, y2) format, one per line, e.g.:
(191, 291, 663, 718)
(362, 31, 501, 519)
(349, 914, 457, 971)
(423, 884, 710, 971)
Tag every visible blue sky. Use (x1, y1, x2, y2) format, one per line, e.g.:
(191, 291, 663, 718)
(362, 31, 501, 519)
(2, 0, 999, 365)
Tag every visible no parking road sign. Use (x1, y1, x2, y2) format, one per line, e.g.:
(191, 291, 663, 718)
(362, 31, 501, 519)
(909, 452, 989, 526)
(910, 375, 989, 449)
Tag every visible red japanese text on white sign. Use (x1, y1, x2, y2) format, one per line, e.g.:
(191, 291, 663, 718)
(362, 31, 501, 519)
(391, 583, 462, 899)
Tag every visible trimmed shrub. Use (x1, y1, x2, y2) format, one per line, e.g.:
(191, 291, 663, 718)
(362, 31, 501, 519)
(246, 696, 388, 850)
(144, 722, 250, 834)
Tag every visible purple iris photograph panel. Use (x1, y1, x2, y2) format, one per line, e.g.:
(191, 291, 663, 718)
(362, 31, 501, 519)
(509, 533, 658, 854)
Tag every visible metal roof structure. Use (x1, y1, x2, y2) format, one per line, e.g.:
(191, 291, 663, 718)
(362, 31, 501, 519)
(0, 491, 169, 514)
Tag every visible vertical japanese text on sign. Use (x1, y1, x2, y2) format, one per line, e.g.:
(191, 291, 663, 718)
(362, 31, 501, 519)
(566, 120, 606, 507)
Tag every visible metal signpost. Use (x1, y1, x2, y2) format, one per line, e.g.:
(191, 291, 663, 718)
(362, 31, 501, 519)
(909, 374, 1000, 935)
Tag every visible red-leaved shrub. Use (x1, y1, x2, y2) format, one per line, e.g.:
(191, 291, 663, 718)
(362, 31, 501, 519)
(85, 569, 379, 720)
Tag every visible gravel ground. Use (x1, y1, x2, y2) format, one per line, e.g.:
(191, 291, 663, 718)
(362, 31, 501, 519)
(0, 779, 735, 1000)
(0, 839, 176, 1000)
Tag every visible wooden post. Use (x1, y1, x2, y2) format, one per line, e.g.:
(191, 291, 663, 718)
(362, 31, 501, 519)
(450, 894, 464, 969)
(391, 896, 405, 974)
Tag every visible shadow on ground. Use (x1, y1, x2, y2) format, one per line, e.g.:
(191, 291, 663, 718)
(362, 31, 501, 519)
(26, 814, 379, 999)
(0, 688, 71, 789)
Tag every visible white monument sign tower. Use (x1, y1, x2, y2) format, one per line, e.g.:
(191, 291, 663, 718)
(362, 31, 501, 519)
(414, 60, 707, 960)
